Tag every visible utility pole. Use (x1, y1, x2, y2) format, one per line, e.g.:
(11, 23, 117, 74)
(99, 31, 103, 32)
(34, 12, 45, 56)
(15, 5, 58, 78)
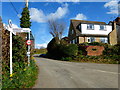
(25, 0, 31, 66)
(25, 0, 29, 7)
(118, 1, 120, 17)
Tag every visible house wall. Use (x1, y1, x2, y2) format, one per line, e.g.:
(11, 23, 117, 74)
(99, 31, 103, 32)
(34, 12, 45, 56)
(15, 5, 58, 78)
(116, 25, 120, 44)
(109, 22, 117, 45)
(78, 37, 87, 43)
(78, 37, 107, 44)
(95, 37, 101, 42)
(81, 24, 112, 35)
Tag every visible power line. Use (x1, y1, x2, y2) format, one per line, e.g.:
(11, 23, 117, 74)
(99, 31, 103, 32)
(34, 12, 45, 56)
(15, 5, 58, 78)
(9, 0, 19, 15)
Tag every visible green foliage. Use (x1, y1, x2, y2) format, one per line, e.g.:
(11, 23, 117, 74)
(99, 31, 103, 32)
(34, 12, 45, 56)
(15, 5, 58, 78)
(20, 7, 31, 28)
(89, 42, 101, 46)
(2, 60, 38, 88)
(2, 35, 38, 88)
(59, 44, 78, 57)
(73, 55, 119, 64)
(46, 38, 78, 60)
(47, 37, 59, 54)
(34, 48, 47, 54)
(103, 44, 120, 56)
(61, 57, 72, 61)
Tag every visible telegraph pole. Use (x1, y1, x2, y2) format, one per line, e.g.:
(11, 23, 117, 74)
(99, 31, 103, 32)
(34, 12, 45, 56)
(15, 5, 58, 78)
(25, 0, 29, 7)
(118, 1, 120, 17)
(25, 0, 31, 66)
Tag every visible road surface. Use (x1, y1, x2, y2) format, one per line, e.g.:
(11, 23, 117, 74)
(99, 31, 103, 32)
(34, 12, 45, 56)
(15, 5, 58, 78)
(33, 57, 119, 88)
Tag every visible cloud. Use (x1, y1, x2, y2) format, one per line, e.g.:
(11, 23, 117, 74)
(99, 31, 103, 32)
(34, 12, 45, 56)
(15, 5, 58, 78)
(35, 43, 48, 48)
(104, 0, 119, 15)
(30, 8, 46, 23)
(29, 3, 69, 23)
(72, 13, 87, 20)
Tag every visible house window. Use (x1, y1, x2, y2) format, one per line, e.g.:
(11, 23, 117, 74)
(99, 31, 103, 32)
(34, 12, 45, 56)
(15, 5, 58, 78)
(100, 38, 108, 43)
(73, 39, 76, 44)
(71, 29, 74, 34)
(90, 37, 95, 42)
(100, 25, 106, 30)
(87, 37, 95, 43)
(87, 24, 94, 30)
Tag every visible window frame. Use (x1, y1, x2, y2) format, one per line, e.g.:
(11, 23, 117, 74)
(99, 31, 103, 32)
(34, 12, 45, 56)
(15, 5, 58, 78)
(87, 24, 94, 30)
(99, 25, 106, 31)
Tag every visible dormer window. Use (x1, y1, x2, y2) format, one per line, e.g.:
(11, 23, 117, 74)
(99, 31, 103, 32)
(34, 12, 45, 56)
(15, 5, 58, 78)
(71, 29, 74, 34)
(87, 24, 94, 30)
(100, 25, 106, 30)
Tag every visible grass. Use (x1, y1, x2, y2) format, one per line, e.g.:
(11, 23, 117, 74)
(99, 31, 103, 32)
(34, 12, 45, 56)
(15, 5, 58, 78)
(2, 60, 38, 88)
(34, 48, 47, 54)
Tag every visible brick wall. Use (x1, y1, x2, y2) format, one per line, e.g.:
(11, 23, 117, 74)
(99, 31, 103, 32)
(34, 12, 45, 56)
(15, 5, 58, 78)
(86, 46, 104, 56)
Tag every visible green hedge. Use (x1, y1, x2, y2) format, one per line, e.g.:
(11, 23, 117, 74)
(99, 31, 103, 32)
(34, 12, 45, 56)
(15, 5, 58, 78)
(2, 35, 38, 88)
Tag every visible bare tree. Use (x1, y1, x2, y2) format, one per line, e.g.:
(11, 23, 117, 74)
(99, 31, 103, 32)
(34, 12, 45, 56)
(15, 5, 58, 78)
(47, 19, 66, 40)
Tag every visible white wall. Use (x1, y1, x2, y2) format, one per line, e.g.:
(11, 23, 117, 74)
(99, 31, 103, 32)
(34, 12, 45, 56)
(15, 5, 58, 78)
(81, 24, 112, 35)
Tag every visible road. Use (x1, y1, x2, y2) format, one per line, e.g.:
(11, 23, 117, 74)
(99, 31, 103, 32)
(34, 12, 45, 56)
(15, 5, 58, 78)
(33, 57, 119, 88)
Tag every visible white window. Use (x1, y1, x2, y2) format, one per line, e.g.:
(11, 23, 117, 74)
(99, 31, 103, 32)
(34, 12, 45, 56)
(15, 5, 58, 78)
(100, 25, 106, 30)
(90, 37, 95, 42)
(100, 38, 108, 43)
(87, 24, 94, 30)
(87, 37, 95, 43)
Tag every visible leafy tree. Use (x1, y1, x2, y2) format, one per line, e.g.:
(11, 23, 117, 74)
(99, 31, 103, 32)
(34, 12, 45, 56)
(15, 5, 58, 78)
(20, 7, 31, 28)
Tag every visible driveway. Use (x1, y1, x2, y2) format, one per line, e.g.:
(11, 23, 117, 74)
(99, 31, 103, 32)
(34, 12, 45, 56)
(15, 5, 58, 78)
(33, 57, 119, 88)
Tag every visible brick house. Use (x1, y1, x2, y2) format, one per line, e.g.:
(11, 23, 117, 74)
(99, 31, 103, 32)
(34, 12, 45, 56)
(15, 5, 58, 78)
(68, 20, 112, 44)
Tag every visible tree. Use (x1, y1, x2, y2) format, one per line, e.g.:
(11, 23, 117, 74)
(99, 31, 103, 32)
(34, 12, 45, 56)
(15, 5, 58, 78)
(20, 7, 31, 28)
(48, 19, 66, 40)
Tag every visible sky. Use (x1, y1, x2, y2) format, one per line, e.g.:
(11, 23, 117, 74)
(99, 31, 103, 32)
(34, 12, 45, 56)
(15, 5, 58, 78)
(1, 0, 119, 48)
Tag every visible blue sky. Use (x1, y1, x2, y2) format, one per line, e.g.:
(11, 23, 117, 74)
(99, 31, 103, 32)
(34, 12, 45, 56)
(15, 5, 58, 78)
(2, 1, 118, 48)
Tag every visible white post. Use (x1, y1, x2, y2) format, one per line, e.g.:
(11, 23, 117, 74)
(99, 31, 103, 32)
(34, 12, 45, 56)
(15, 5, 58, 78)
(10, 29, 12, 75)
(28, 31, 30, 66)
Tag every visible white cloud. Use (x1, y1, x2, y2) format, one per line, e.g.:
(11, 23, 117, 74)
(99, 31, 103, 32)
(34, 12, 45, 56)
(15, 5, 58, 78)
(72, 13, 87, 20)
(30, 8, 46, 23)
(104, 0, 119, 15)
(29, 3, 69, 23)
(35, 43, 47, 48)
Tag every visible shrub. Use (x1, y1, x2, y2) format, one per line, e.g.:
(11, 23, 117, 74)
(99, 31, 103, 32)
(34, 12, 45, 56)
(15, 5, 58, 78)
(47, 38, 78, 59)
(78, 44, 88, 55)
(60, 44, 78, 57)
(61, 57, 72, 61)
(89, 42, 101, 46)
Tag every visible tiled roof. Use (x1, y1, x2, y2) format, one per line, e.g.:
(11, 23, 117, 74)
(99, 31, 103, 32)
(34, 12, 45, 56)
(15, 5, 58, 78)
(70, 19, 107, 36)
(71, 19, 106, 25)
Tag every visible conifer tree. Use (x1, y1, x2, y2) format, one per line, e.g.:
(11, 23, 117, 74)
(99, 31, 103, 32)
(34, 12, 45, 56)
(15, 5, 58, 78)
(20, 7, 31, 28)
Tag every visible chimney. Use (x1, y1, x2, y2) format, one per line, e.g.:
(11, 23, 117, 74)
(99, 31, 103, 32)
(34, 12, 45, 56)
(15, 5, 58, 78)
(115, 17, 120, 25)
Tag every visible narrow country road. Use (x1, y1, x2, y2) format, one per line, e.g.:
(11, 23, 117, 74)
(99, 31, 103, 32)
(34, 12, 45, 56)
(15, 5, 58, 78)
(33, 57, 119, 88)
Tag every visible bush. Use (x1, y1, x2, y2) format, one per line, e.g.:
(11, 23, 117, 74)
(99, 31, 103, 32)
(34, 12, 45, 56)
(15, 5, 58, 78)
(60, 44, 78, 57)
(2, 60, 38, 88)
(89, 42, 101, 46)
(61, 57, 72, 61)
(47, 38, 78, 59)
